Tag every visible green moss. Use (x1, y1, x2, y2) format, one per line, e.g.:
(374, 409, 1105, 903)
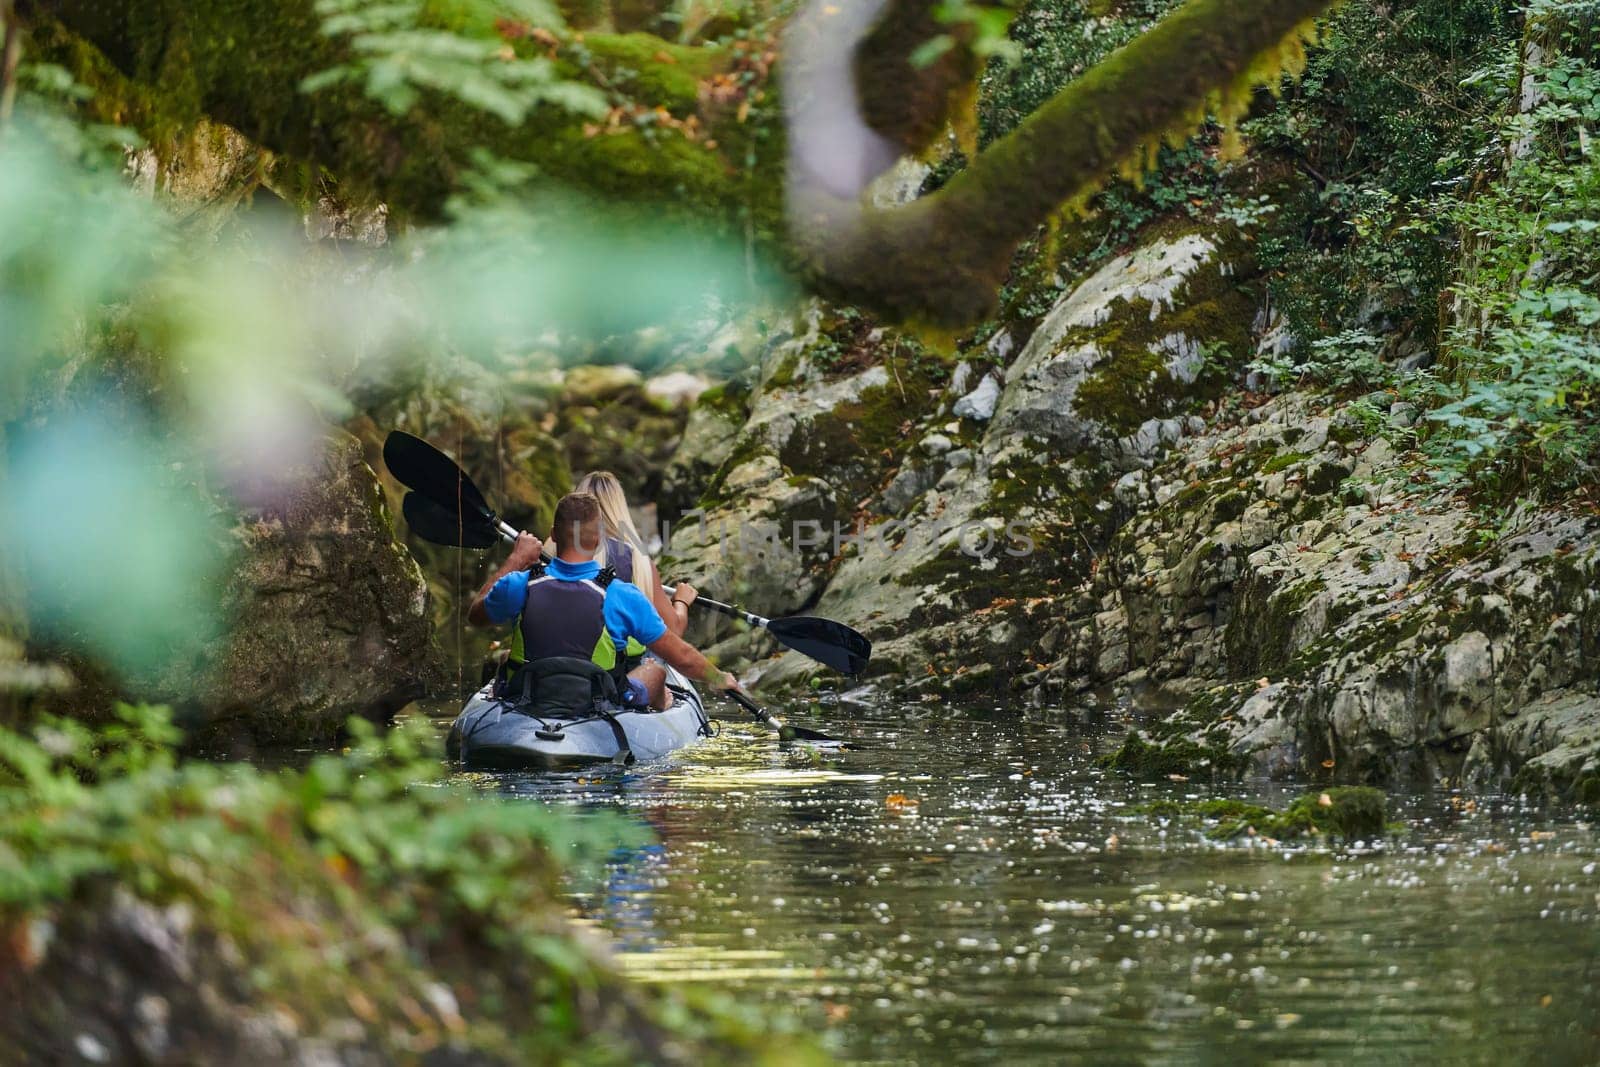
(1242, 786, 1389, 840)
(1210, 488, 1250, 523)
(1261, 450, 1310, 474)
(1224, 575, 1325, 676)
(763, 348, 803, 390)
(1305, 459, 1352, 496)
(695, 379, 751, 421)
(1139, 788, 1389, 840)
(1099, 729, 1244, 778)
(576, 33, 720, 116)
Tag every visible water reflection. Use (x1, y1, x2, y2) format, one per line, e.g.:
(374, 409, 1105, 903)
(418, 701, 1600, 1063)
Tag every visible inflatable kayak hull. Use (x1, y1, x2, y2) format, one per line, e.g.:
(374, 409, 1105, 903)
(446, 666, 708, 770)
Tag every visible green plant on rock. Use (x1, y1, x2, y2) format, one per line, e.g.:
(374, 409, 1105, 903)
(1140, 787, 1390, 841)
(302, 0, 607, 123)
(1098, 729, 1244, 779)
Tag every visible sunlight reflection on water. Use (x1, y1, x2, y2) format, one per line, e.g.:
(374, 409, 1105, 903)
(415, 699, 1600, 1064)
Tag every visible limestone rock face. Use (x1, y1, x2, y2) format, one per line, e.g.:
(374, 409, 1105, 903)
(658, 381, 751, 524)
(748, 229, 1259, 691)
(653, 224, 1600, 800)
(993, 233, 1228, 457)
(182, 430, 441, 745)
(660, 303, 945, 644)
(1002, 388, 1600, 798)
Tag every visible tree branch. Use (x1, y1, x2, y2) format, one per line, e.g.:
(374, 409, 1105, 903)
(26, 0, 1332, 326)
(794, 0, 1333, 325)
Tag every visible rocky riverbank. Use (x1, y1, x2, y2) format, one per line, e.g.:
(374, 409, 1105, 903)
(656, 225, 1600, 804)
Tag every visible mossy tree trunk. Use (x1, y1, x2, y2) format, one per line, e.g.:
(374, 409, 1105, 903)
(24, 0, 1332, 326)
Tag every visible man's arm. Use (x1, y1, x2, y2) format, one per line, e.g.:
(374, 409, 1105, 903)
(466, 532, 543, 627)
(645, 631, 740, 692)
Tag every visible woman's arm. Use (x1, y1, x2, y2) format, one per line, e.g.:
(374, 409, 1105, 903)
(650, 558, 690, 636)
(645, 630, 740, 692)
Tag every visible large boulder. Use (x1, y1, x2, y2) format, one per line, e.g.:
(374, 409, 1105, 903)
(183, 429, 441, 745)
(660, 304, 944, 648)
(755, 230, 1260, 692)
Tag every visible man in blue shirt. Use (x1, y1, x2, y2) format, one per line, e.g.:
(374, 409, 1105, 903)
(468, 492, 740, 708)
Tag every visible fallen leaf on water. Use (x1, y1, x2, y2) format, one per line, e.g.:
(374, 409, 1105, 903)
(1168, 774, 1189, 782)
(885, 793, 919, 813)
(1530, 830, 1555, 841)
(1540, 994, 1553, 1008)
(823, 1001, 852, 1023)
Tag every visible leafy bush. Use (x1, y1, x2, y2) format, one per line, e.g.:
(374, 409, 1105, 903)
(1409, 6, 1600, 499)
(1249, 327, 1392, 390)
(0, 705, 806, 1061)
(1245, 0, 1514, 351)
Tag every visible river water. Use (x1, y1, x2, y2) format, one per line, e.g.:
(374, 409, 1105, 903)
(419, 698, 1600, 1064)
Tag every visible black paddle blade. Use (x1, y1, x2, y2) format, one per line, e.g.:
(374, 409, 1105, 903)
(383, 431, 495, 524)
(779, 723, 839, 743)
(766, 616, 872, 675)
(403, 492, 500, 548)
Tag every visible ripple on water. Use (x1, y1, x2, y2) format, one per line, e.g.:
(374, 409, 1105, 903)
(418, 699, 1600, 1064)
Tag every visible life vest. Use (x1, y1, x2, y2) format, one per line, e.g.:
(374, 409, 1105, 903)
(509, 537, 648, 666)
(515, 562, 627, 677)
(597, 536, 651, 664)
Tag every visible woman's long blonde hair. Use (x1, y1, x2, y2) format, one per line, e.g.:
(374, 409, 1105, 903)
(574, 470, 652, 595)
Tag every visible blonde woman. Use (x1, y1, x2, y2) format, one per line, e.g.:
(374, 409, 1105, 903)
(574, 470, 694, 637)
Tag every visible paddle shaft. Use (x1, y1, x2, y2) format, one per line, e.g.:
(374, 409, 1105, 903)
(723, 689, 836, 742)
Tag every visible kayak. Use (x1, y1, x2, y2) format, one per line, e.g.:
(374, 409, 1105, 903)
(446, 662, 710, 770)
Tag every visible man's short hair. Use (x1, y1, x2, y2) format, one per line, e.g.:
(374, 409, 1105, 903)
(552, 492, 602, 553)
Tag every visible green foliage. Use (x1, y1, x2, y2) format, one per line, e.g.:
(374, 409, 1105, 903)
(911, 1, 1022, 69)
(978, 0, 1182, 145)
(1098, 729, 1244, 779)
(1410, 12, 1600, 499)
(1245, 0, 1515, 348)
(966, 0, 1224, 280)
(0, 705, 799, 1059)
(1248, 328, 1391, 390)
(303, 0, 607, 122)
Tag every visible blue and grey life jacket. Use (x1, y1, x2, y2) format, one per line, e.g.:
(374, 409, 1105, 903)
(504, 559, 632, 721)
(508, 537, 648, 668)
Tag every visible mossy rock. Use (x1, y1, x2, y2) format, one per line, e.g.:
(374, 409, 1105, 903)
(1099, 729, 1244, 778)
(1140, 787, 1389, 841)
(1261, 450, 1310, 474)
(577, 33, 721, 116)
(1224, 786, 1389, 841)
